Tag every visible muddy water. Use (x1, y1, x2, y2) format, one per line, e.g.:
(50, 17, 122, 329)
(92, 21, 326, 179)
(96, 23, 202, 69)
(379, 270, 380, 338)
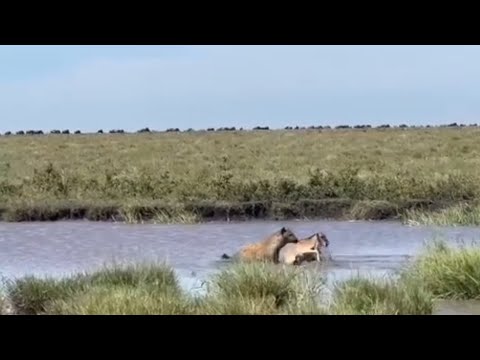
(0, 220, 478, 294)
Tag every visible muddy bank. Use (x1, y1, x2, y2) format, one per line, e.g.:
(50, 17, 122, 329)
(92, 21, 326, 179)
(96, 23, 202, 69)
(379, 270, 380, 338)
(0, 199, 465, 223)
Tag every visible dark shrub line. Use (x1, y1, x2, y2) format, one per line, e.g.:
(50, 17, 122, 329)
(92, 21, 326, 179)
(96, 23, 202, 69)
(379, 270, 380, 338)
(1, 122, 478, 137)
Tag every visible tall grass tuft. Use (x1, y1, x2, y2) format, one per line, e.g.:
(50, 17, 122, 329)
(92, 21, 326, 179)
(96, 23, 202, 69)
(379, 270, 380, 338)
(4, 262, 181, 314)
(80, 262, 181, 294)
(46, 286, 195, 315)
(5, 276, 84, 315)
(206, 262, 325, 312)
(401, 240, 480, 300)
(196, 294, 281, 315)
(152, 208, 200, 224)
(116, 203, 201, 224)
(403, 203, 480, 226)
(330, 276, 434, 315)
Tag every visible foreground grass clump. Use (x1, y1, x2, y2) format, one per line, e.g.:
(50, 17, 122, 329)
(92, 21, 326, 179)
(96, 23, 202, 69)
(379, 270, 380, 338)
(5, 276, 82, 315)
(4, 262, 181, 315)
(334, 241, 480, 315)
(46, 286, 195, 315)
(330, 276, 434, 315)
(401, 240, 480, 300)
(201, 262, 325, 314)
(1, 127, 480, 223)
(403, 203, 480, 226)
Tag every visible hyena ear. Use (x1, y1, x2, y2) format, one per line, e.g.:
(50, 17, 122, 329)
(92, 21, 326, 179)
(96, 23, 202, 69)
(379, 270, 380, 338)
(280, 227, 287, 234)
(320, 233, 329, 246)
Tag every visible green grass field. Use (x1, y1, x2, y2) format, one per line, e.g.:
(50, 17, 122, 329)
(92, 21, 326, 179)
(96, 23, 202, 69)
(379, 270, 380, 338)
(1, 126, 479, 224)
(2, 239, 479, 315)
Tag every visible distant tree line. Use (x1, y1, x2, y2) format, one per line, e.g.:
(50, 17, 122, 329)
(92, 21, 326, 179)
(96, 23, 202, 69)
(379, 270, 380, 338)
(1, 122, 479, 137)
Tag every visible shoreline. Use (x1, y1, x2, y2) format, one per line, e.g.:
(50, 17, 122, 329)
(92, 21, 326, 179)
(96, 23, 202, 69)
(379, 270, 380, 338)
(0, 198, 468, 224)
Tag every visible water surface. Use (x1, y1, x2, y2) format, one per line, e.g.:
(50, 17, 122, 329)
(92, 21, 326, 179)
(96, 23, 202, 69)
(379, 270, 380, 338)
(1, 219, 478, 294)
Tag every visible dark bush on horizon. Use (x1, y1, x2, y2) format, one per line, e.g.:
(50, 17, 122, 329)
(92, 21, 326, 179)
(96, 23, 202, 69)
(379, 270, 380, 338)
(26, 130, 43, 135)
(8, 123, 480, 142)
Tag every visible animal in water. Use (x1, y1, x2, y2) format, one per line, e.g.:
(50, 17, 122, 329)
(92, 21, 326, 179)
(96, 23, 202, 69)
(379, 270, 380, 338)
(221, 227, 299, 264)
(278, 232, 330, 266)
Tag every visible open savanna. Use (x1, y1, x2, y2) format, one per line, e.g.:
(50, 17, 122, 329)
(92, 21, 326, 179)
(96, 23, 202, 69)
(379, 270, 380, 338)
(1, 127, 479, 224)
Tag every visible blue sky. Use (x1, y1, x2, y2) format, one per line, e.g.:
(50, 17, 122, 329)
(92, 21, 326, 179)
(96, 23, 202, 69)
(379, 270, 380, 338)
(1, 45, 480, 132)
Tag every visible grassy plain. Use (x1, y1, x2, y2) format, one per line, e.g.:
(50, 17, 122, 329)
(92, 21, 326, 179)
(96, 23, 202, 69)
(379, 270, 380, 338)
(1, 127, 479, 224)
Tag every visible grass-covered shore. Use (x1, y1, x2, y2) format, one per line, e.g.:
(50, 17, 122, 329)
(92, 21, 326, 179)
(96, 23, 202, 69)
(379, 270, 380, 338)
(1, 126, 480, 225)
(2, 240, 479, 315)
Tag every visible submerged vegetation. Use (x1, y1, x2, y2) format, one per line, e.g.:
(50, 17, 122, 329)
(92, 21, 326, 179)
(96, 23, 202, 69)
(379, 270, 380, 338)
(1, 126, 480, 224)
(2, 240, 479, 315)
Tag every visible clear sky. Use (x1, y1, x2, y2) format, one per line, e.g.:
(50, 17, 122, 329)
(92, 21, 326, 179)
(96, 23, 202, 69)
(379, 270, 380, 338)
(1, 45, 480, 133)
